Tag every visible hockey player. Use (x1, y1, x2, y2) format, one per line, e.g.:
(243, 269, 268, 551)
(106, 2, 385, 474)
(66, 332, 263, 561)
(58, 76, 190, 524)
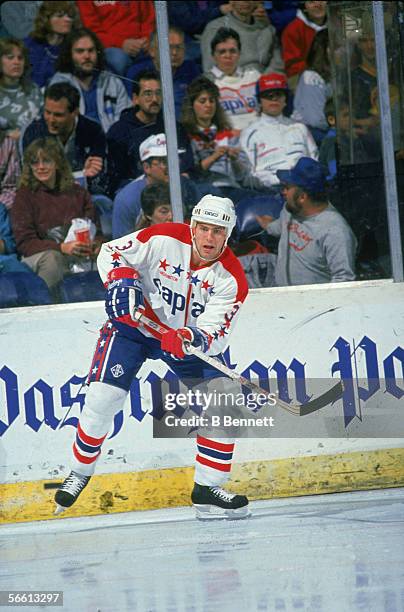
(55, 195, 250, 519)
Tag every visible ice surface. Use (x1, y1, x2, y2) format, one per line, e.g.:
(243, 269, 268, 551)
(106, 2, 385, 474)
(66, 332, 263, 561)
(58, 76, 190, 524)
(0, 488, 403, 612)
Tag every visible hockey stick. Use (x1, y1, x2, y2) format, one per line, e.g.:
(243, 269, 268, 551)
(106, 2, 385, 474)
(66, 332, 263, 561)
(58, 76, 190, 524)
(132, 310, 343, 417)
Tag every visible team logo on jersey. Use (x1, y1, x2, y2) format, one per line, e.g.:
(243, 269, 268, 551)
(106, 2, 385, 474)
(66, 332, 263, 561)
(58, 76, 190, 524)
(287, 222, 313, 251)
(111, 364, 124, 378)
(153, 277, 205, 317)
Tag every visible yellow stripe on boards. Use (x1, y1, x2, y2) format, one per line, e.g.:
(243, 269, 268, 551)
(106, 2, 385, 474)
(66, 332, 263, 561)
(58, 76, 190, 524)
(1, 448, 403, 524)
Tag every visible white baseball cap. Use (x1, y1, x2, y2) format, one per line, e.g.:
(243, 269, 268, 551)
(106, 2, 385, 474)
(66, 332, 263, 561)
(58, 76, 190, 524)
(139, 133, 185, 161)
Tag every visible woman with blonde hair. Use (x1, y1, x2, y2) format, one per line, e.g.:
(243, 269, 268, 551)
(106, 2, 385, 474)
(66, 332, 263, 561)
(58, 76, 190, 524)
(24, 1, 81, 88)
(11, 138, 98, 292)
(0, 38, 42, 141)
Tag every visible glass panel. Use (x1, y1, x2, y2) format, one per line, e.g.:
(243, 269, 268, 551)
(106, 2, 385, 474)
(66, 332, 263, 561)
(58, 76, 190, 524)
(328, 0, 404, 279)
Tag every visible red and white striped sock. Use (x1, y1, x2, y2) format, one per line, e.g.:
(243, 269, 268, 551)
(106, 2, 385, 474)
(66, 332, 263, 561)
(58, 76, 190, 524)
(71, 381, 128, 476)
(194, 435, 235, 486)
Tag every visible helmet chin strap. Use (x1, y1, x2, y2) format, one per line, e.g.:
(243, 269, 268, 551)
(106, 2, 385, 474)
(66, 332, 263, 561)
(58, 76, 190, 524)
(191, 226, 227, 262)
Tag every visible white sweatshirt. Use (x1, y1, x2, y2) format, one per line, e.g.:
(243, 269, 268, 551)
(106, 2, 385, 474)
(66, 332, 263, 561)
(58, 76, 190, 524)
(240, 113, 318, 187)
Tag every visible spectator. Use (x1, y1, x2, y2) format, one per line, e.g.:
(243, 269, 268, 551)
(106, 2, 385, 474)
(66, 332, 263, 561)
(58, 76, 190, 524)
(125, 27, 201, 119)
(281, 0, 327, 90)
(0, 1, 42, 40)
(22, 82, 113, 235)
(106, 70, 194, 194)
(256, 157, 357, 285)
(0, 133, 20, 211)
(337, 99, 381, 169)
(0, 202, 33, 274)
(240, 73, 318, 189)
(24, 1, 81, 88)
(205, 27, 261, 130)
(135, 182, 173, 230)
(182, 76, 261, 203)
(351, 14, 378, 133)
(318, 97, 337, 180)
(76, 0, 155, 77)
(0, 130, 28, 275)
(50, 28, 131, 133)
(319, 97, 384, 274)
(0, 38, 42, 142)
(11, 138, 98, 292)
(112, 133, 196, 238)
(167, 1, 232, 63)
(201, 0, 284, 74)
(292, 29, 332, 144)
(22, 83, 108, 192)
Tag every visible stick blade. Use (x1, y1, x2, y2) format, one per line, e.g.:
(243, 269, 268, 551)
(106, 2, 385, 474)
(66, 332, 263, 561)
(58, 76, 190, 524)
(296, 381, 343, 416)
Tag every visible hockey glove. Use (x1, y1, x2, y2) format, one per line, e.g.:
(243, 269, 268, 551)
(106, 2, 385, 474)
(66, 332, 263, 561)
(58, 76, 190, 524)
(105, 267, 144, 327)
(161, 326, 210, 359)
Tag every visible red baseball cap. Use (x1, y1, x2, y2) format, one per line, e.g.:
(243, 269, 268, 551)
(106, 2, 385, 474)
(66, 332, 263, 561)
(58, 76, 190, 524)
(257, 73, 288, 95)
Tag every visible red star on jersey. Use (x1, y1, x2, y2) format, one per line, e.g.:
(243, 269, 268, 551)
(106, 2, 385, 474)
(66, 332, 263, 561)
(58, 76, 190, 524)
(159, 258, 169, 271)
(201, 280, 213, 291)
(111, 253, 121, 261)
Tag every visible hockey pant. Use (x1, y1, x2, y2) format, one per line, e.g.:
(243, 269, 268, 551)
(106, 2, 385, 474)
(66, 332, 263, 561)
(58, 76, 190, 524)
(71, 321, 236, 487)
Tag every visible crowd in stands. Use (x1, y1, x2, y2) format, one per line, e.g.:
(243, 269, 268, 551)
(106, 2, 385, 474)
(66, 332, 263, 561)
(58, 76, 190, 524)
(0, 0, 399, 306)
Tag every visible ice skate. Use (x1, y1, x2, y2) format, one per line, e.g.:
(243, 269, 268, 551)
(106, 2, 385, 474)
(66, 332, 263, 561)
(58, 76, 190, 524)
(54, 471, 91, 514)
(191, 483, 251, 520)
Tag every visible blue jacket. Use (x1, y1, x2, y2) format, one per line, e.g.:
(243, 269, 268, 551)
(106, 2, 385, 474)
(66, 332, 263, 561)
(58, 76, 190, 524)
(0, 203, 31, 273)
(106, 108, 195, 195)
(112, 176, 147, 239)
(24, 36, 61, 88)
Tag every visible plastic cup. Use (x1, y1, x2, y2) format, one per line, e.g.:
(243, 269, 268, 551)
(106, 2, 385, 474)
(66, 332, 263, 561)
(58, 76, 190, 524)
(75, 228, 91, 244)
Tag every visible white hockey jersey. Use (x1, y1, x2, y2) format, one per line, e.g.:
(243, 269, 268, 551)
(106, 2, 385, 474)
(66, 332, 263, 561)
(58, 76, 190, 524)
(98, 223, 249, 357)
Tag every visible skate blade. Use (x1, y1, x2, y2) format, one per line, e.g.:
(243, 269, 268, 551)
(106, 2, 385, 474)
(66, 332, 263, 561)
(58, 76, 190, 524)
(193, 504, 251, 520)
(54, 504, 67, 515)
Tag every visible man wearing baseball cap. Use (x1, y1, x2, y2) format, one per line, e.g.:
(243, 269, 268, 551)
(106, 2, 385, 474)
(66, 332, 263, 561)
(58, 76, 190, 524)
(256, 157, 357, 286)
(240, 73, 318, 190)
(112, 133, 195, 239)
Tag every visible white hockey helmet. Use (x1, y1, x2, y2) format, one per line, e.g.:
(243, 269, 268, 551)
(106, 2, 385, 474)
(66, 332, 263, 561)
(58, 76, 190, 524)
(191, 195, 237, 240)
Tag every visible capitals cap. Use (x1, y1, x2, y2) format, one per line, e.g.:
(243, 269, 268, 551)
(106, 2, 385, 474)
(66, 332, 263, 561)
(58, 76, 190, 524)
(257, 72, 288, 95)
(139, 133, 185, 161)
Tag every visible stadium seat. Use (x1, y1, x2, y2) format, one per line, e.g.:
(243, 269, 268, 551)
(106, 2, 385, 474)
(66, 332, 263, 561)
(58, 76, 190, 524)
(235, 193, 284, 242)
(0, 272, 52, 308)
(59, 271, 105, 303)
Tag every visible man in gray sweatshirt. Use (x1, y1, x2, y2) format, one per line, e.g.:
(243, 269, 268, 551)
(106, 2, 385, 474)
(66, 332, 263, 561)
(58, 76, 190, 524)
(256, 157, 357, 286)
